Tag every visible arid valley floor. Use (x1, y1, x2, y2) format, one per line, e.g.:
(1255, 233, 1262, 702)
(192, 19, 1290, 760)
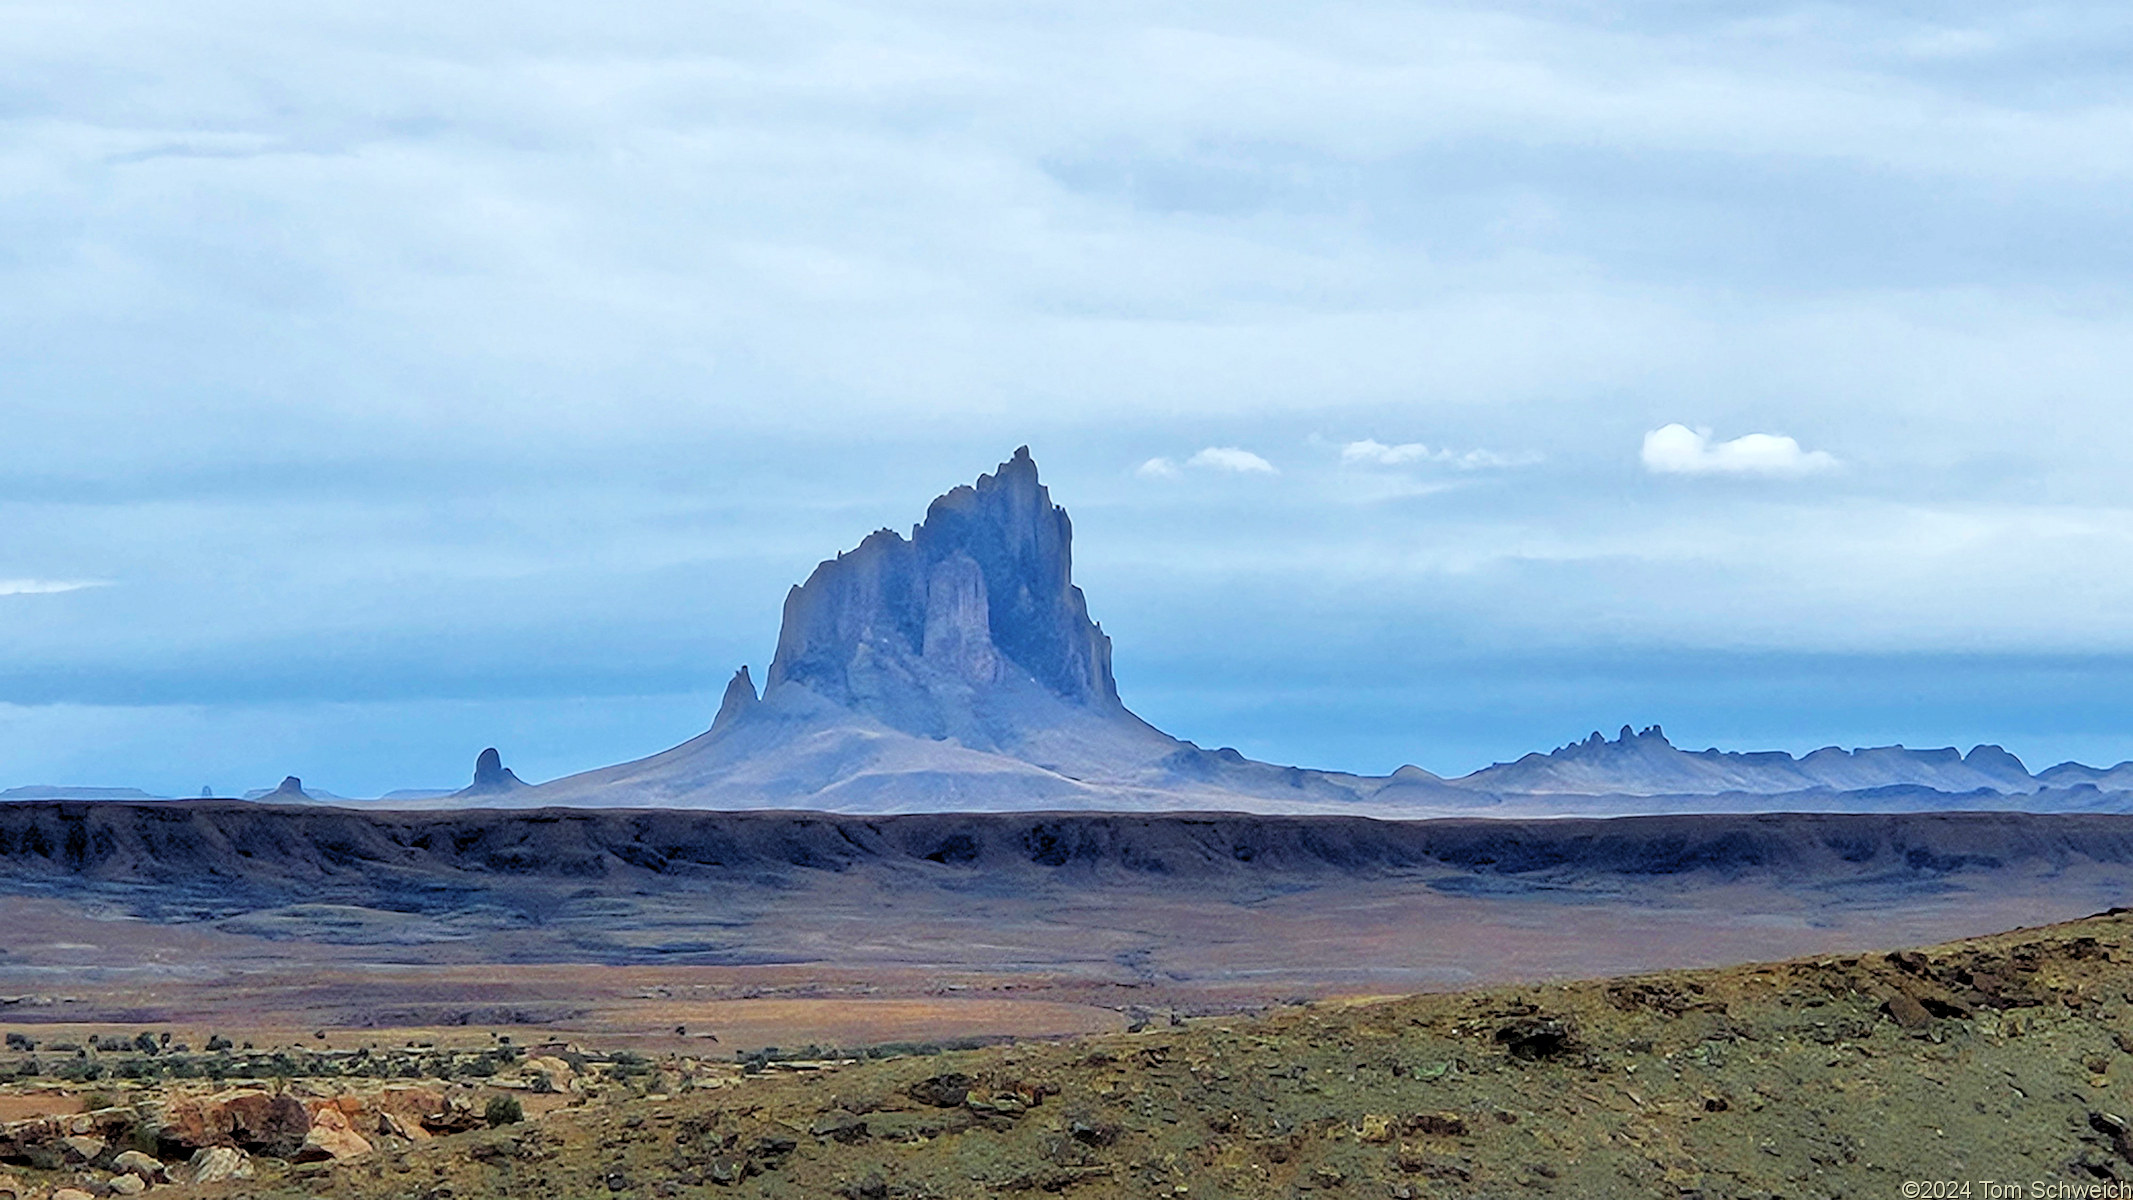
(7, 805, 2133, 1195)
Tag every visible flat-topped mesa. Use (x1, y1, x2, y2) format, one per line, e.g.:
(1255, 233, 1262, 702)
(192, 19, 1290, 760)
(764, 448, 1121, 735)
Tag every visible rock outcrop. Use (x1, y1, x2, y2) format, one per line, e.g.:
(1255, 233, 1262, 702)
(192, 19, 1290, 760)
(268, 776, 310, 802)
(454, 748, 528, 798)
(1455, 725, 2061, 798)
(160, 1088, 311, 1158)
(461, 449, 2133, 816)
(709, 667, 759, 735)
(765, 446, 1121, 737)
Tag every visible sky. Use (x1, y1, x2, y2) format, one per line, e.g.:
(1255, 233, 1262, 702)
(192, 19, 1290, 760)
(2, 0, 2131, 795)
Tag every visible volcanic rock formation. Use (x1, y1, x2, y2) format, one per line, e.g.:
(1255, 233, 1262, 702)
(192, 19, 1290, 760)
(529, 449, 1394, 812)
(453, 748, 528, 798)
(1459, 725, 2061, 797)
(765, 445, 1121, 731)
(504, 450, 2133, 816)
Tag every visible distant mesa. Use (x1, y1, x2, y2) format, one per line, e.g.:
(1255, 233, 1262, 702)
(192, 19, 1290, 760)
(0, 785, 162, 801)
(241, 776, 350, 803)
(1458, 725, 2069, 798)
(454, 748, 529, 798)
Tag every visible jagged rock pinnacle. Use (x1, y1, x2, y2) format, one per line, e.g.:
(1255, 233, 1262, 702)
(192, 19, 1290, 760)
(269, 776, 308, 801)
(763, 448, 1121, 737)
(461, 748, 527, 795)
(711, 666, 759, 734)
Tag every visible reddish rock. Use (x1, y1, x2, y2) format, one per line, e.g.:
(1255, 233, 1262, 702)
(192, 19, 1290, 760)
(295, 1106, 374, 1162)
(162, 1088, 311, 1158)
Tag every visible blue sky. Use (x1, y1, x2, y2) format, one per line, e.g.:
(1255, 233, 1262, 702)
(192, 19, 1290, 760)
(3, 0, 2131, 795)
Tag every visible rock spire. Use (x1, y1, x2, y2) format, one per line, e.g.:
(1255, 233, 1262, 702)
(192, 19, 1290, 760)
(762, 447, 1121, 738)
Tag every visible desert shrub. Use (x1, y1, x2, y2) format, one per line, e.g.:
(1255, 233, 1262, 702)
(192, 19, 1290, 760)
(484, 1094, 523, 1127)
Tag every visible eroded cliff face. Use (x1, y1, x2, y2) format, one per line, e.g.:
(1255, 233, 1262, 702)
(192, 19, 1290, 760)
(763, 448, 1121, 738)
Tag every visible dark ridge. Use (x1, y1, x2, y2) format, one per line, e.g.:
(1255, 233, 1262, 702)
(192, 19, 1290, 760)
(3, 803, 2132, 906)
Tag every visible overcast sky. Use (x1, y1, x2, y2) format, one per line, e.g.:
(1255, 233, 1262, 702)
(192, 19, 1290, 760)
(3, 0, 2131, 795)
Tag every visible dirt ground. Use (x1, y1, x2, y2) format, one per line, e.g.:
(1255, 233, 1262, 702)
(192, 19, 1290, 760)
(16, 908, 2133, 1197)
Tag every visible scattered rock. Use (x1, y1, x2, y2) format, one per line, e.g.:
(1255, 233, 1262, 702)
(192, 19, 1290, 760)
(1885, 992, 1933, 1029)
(112, 1150, 165, 1182)
(52, 1189, 94, 1200)
(1405, 1112, 1468, 1137)
(109, 1174, 148, 1196)
(162, 1088, 311, 1158)
(1068, 1120, 1119, 1147)
(297, 1104, 375, 1161)
(2093, 1112, 2133, 1164)
(183, 1145, 256, 1185)
(1493, 1017, 1573, 1060)
(60, 1133, 106, 1162)
(908, 1073, 975, 1107)
(809, 1110, 868, 1144)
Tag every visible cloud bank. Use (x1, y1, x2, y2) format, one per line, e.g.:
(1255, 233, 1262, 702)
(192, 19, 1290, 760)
(1641, 425, 1838, 478)
(1140, 447, 1278, 477)
(0, 580, 104, 596)
(1187, 447, 1277, 474)
(0, 0, 2129, 789)
(1341, 440, 1538, 470)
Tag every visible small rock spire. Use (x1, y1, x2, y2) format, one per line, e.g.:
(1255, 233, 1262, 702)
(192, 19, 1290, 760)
(711, 666, 760, 734)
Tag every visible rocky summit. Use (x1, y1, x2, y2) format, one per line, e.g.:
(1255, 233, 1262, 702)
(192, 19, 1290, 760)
(766, 445, 1122, 730)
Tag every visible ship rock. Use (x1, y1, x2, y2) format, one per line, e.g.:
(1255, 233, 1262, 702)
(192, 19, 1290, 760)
(532, 448, 1405, 812)
(508, 450, 2133, 815)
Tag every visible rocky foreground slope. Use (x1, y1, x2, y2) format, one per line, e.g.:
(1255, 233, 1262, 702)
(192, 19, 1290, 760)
(13, 910, 2133, 1198)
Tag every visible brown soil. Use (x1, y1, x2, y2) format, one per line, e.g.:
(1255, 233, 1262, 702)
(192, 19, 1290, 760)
(13, 908, 2133, 1198)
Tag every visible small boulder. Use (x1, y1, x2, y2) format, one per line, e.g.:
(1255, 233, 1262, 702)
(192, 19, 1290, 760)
(296, 1105, 374, 1162)
(52, 1189, 95, 1200)
(109, 1174, 148, 1196)
(1405, 1112, 1468, 1137)
(907, 1074, 974, 1107)
(184, 1145, 256, 1185)
(60, 1133, 106, 1162)
(113, 1149, 165, 1182)
(1494, 1017, 1574, 1061)
(1885, 992, 1932, 1029)
(809, 1110, 868, 1144)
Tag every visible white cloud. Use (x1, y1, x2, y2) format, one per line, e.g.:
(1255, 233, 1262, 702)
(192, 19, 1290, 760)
(1342, 439, 1432, 465)
(0, 579, 104, 596)
(1186, 446, 1277, 474)
(1341, 439, 1540, 469)
(1135, 456, 1181, 479)
(1641, 424, 1838, 477)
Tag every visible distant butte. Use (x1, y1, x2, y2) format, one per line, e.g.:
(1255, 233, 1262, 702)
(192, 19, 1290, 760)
(455, 748, 528, 798)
